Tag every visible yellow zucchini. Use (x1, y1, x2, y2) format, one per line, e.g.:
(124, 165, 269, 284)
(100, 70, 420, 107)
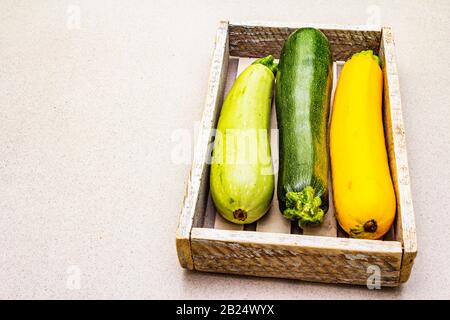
(330, 50, 396, 239)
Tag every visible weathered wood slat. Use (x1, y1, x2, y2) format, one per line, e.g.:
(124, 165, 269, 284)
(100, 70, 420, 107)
(202, 193, 216, 229)
(235, 57, 255, 73)
(379, 27, 417, 282)
(229, 23, 381, 60)
(191, 228, 402, 286)
(213, 214, 244, 230)
(176, 21, 230, 269)
(224, 58, 239, 95)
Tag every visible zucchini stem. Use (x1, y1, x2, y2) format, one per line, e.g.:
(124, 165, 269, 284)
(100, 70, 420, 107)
(252, 55, 278, 76)
(282, 186, 324, 228)
(352, 50, 380, 66)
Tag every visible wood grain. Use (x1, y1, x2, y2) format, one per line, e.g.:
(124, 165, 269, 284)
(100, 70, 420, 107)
(229, 22, 381, 60)
(379, 27, 417, 282)
(191, 228, 402, 286)
(176, 21, 229, 269)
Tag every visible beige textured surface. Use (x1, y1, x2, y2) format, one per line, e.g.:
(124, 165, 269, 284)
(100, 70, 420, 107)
(0, 0, 449, 299)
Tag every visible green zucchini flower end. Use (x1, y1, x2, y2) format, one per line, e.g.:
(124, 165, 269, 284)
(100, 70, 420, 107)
(283, 186, 324, 229)
(252, 55, 278, 76)
(352, 50, 380, 66)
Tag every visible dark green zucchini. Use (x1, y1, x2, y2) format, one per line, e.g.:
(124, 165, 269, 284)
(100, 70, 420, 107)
(275, 28, 333, 228)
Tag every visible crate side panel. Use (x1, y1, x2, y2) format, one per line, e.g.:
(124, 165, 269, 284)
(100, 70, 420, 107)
(192, 39, 230, 228)
(176, 21, 230, 269)
(229, 24, 381, 61)
(379, 27, 417, 282)
(191, 228, 402, 286)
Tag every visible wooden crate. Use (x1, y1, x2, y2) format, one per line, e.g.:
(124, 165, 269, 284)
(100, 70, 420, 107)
(176, 21, 417, 287)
